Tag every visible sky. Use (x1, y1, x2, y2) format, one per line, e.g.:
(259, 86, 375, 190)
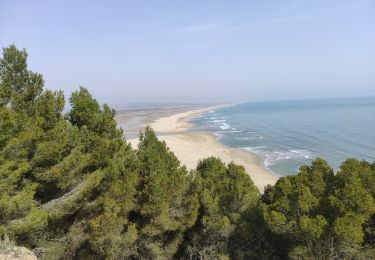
(0, 0, 374, 104)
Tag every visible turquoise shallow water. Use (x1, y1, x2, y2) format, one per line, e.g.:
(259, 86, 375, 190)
(190, 97, 375, 176)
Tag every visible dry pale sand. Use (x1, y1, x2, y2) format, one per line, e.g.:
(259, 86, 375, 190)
(129, 132, 277, 192)
(127, 105, 278, 192)
(115, 104, 209, 135)
(150, 105, 227, 133)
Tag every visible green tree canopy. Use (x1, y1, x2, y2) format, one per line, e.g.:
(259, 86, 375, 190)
(1, 45, 374, 259)
(262, 158, 375, 259)
(132, 127, 199, 259)
(181, 157, 260, 259)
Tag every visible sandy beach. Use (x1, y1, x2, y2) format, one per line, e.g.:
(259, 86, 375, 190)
(150, 105, 228, 133)
(121, 105, 278, 192)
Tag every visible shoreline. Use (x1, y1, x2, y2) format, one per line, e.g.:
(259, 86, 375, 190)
(125, 105, 278, 192)
(150, 104, 230, 133)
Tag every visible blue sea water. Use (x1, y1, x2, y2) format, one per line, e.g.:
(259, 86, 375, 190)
(190, 97, 375, 176)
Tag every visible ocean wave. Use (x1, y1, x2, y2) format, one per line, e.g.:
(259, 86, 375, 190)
(229, 128, 242, 133)
(265, 150, 313, 169)
(271, 150, 313, 161)
(220, 123, 231, 130)
(208, 116, 227, 120)
(213, 132, 224, 140)
(239, 147, 314, 171)
(264, 157, 273, 168)
(235, 136, 263, 140)
(208, 117, 231, 130)
(289, 149, 312, 159)
(240, 146, 267, 152)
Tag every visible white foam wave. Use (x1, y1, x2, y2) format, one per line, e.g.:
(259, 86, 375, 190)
(235, 136, 263, 140)
(236, 136, 255, 140)
(264, 157, 273, 168)
(239, 147, 314, 171)
(290, 149, 312, 159)
(220, 123, 231, 130)
(240, 146, 266, 152)
(213, 132, 224, 140)
(229, 127, 241, 133)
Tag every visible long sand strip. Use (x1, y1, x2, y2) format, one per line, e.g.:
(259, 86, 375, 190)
(151, 105, 227, 133)
(128, 106, 278, 192)
(130, 132, 277, 192)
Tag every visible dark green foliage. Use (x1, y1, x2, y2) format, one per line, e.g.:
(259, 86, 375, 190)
(68, 87, 101, 130)
(35, 90, 65, 131)
(0, 44, 43, 114)
(132, 127, 199, 259)
(1, 45, 374, 259)
(0, 45, 139, 259)
(181, 157, 260, 259)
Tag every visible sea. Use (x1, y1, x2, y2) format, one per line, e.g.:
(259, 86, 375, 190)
(190, 97, 375, 176)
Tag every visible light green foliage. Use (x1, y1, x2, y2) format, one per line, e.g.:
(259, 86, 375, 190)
(333, 213, 365, 244)
(262, 158, 375, 258)
(299, 215, 327, 242)
(328, 159, 375, 256)
(9, 208, 49, 235)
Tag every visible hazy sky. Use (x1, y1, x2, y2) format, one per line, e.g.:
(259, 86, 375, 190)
(1, 0, 374, 104)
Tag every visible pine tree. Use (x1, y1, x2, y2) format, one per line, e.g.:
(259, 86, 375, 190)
(181, 157, 259, 259)
(132, 127, 199, 259)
